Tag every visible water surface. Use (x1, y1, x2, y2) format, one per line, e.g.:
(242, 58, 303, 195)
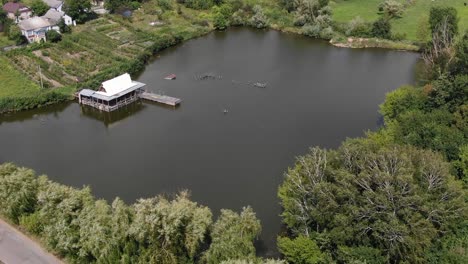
(0, 28, 420, 256)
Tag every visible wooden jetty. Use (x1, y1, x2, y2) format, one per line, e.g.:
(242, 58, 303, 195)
(140, 91, 182, 106)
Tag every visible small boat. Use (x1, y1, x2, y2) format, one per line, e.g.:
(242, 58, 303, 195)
(253, 82, 267, 88)
(164, 74, 176, 80)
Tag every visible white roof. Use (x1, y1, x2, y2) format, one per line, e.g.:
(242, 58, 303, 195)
(42, 0, 63, 9)
(96, 73, 136, 97)
(18, 17, 51, 31)
(43, 9, 64, 23)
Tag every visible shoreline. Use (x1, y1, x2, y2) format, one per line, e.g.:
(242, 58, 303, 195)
(0, 23, 421, 114)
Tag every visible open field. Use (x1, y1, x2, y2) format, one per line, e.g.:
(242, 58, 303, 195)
(0, 56, 40, 98)
(0, 33, 14, 48)
(332, 0, 468, 40)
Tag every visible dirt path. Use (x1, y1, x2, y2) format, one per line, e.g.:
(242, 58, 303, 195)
(0, 218, 63, 264)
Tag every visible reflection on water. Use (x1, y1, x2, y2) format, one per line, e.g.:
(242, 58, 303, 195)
(80, 102, 147, 128)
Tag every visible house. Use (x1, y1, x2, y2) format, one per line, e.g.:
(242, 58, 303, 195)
(78, 73, 146, 112)
(42, 0, 64, 12)
(18, 16, 52, 43)
(43, 9, 74, 27)
(2, 2, 32, 22)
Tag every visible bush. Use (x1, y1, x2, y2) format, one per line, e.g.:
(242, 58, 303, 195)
(46, 30, 62, 43)
(31, 0, 49, 16)
(293, 15, 307, 27)
(320, 26, 334, 40)
(302, 24, 321, 38)
(250, 5, 268, 29)
(371, 18, 391, 39)
(345, 16, 372, 37)
(158, 0, 173, 10)
(378, 0, 404, 18)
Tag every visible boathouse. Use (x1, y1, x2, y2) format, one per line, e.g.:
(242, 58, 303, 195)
(78, 73, 145, 112)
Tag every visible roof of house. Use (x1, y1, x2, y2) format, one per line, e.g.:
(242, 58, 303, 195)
(43, 9, 64, 23)
(42, 0, 63, 9)
(2, 2, 30, 14)
(18, 17, 51, 31)
(95, 73, 141, 97)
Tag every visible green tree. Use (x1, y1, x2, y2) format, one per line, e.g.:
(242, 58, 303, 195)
(8, 24, 27, 45)
(250, 5, 268, 29)
(203, 207, 261, 263)
(378, 0, 404, 18)
(429, 6, 458, 41)
(46, 30, 62, 43)
(278, 140, 467, 263)
(213, 8, 228, 29)
(129, 191, 212, 263)
(64, 0, 92, 23)
(371, 18, 391, 39)
(277, 235, 326, 264)
(30, 0, 49, 16)
(380, 85, 426, 120)
(0, 163, 38, 223)
(57, 18, 71, 34)
(451, 31, 468, 75)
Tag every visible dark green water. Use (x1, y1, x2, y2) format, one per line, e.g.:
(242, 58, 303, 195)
(0, 28, 420, 256)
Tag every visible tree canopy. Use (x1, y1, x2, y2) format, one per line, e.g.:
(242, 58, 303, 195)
(279, 140, 467, 263)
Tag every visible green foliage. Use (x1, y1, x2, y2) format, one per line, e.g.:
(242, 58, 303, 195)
(336, 246, 387, 264)
(378, 0, 404, 19)
(387, 109, 464, 161)
(429, 6, 459, 41)
(8, 24, 27, 45)
(427, 75, 468, 112)
(203, 207, 261, 264)
(380, 85, 426, 121)
(451, 31, 468, 76)
(250, 5, 268, 29)
(277, 235, 326, 264)
(181, 0, 215, 10)
(158, 0, 174, 10)
(0, 163, 263, 263)
(46, 30, 62, 43)
(64, 0, 92, 23)
(371, 18, 391, 39)
(58, 18, 72, 34)
(213, 4, 232, 30)
(278, 141, 467, 263)
(0, 163, 38, 223)
(345, 16, 372, 37)
(30, 0, 49, 16)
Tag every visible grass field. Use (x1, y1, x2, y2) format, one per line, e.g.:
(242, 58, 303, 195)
(0, 32, 14, 48)
(332, 0, 468, 40)
(0, 56, 40, 98)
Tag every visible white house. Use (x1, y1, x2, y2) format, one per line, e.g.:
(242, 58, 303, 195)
(18, 17, 52, 43)
(43, 9, 74, 27)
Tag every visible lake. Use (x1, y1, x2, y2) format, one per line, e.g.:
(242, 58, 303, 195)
(0, 28, 420, 256)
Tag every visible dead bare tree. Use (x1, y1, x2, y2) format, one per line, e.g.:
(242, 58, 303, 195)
(422, 17, 456, 77)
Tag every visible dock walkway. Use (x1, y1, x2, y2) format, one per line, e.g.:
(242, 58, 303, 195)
(140, 92, 182, 106)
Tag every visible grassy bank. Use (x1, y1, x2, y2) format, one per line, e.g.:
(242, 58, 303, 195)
(332, 0, 468, 41)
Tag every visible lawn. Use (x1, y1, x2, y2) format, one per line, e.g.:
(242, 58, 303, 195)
(332, 0, 468, 41)
(0, 55, 40, 98)
(0, 32, 14, 48)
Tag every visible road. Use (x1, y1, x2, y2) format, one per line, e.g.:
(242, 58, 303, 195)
(0, 218, 62, 264)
